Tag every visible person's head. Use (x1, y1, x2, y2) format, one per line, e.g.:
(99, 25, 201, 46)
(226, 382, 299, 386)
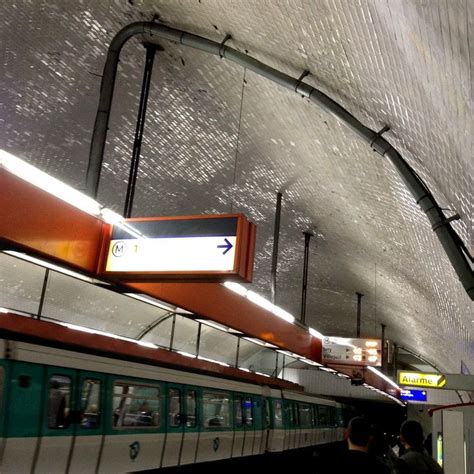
(346, 417, 372, 451)
(400, 420, 424, 448)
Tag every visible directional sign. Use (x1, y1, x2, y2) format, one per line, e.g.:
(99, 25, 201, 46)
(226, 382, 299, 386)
(400, 389, 428, 402)
(322, 337, 382, 367)
(398, 371, 446, 389)
(100, 214, 256, 282)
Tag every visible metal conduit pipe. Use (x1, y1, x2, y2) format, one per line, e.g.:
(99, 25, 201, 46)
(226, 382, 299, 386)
(86, 22, 473, 299)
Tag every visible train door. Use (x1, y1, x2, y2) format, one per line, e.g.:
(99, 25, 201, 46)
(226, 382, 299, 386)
(161, 384, 199, 467)
(34, 368, 105, 474)
(99, 378, 163, 473)
(288, 401, 298, 449)
(34, 366, 76, 473)
(231, 394, 256, 457)
(266, 398, 285, 452)
(196, 389, 233, 463)
(250, 396, 263, 455)
(67, 371, 105, 473)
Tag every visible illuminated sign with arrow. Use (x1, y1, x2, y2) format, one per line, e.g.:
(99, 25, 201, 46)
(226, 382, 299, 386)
(100, 214, 256, 283)
(398, 371, 446, 389)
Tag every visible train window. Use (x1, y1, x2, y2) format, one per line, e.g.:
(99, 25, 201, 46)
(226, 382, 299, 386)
(243, 397, 253, 426)
(328, 406, 336, 426)
(185, 390, 197, 427)
(335, 407, 344, 427)
(80, 379, 101, 429)
(203, 391, 230, 428)
(273, 400, 283, 428)
(264, 399, 270, 427)
(168, 388, 181, 427)
(299, 403, 312, 426)
(318, 405, 329, 426)
(113, 382, 160, 428)
(288, 402, 298, 426)
(234, 396, 243, 427)
(312, 405, 319, 426)
(48, 375, 71, 429)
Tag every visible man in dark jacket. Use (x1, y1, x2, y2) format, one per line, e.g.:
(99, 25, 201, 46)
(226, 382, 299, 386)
(398, 420, 443, 473)
(329, 417, 390, 473)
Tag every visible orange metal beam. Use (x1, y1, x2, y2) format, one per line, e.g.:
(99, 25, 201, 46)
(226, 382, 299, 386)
(0, 169, 322, 363)
(0, 170, 103, 273)
(0, 312, 302, 391)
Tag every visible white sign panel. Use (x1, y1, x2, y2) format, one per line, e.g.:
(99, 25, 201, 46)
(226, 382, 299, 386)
(106, 235, 236, 272)
(322, 337, 382, 367)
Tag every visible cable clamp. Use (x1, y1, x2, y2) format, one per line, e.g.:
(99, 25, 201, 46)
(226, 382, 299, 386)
(370, 125, 391, 156)
(295, 70, 310, 94)
(218, 34, 232, 58)
(432, 213, 461, 232)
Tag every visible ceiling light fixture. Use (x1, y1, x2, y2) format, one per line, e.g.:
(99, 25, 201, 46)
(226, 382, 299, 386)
(309, 327, 324, 339)
(1, 149, 102, 216)
(124, 293, 175, 312)
(367, 366, 400, 390)
(223, 282, 296, 324)
(4, 251, 100, 284)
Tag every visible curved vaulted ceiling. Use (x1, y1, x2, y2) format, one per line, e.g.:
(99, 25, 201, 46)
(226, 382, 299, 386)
(2, 1, 472, 373)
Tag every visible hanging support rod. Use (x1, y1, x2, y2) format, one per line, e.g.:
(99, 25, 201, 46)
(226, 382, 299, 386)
(85, 21, 473, 300)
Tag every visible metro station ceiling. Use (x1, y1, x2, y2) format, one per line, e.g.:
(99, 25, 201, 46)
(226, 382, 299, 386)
(2, 1, 472, 374)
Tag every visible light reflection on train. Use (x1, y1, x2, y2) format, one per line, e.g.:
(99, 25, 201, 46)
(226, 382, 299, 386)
(0, 338, 351, 473)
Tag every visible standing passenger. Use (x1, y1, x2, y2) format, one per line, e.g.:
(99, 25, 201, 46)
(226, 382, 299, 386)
(398, 420, 443, 473)
(329, 417, 390, 473)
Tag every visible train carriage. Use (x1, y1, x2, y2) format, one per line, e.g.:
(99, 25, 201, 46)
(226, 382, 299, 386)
(0, 337, 347, 473)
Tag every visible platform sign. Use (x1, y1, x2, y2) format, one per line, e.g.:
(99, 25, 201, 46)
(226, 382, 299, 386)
(400, 389, 427, 402)
(100, 214, 256, 282)
(322, 337, 382, 367)
(398, 371, 446, 389)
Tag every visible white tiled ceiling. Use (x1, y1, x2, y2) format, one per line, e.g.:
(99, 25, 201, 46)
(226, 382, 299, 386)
(1, 1, 472, 373)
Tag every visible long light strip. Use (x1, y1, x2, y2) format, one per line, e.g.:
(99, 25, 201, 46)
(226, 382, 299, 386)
(367, 366, 400, 390)
(59, 321, 159, 349)
(1, 150, 102, 216)
(196, 319, 244, 335)
(243, 337, 277, 349)
(276, 349, 301, 359)
(0, 150, 143, 239)
(299, 357, 323, 367)
(319, 367, 337, 373)
(362, 381, 405, 406)
(4, 251, 101, 284)
(124, 293, 175, 312)
(176, 351, 196, 359)
(309, 327, 324, 339)
(223, 282, 330, 339)
(197, 355, 230, 367)
(223, 281, 248, 296)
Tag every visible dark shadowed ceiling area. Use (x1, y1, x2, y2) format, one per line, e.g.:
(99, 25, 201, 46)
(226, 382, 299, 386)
(1, 1, 472, 374)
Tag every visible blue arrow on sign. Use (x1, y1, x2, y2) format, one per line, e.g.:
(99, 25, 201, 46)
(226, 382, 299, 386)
(217, 238, 233, 255)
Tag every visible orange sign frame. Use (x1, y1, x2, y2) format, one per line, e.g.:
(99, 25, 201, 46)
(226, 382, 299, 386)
(98, 214, 256, 283)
